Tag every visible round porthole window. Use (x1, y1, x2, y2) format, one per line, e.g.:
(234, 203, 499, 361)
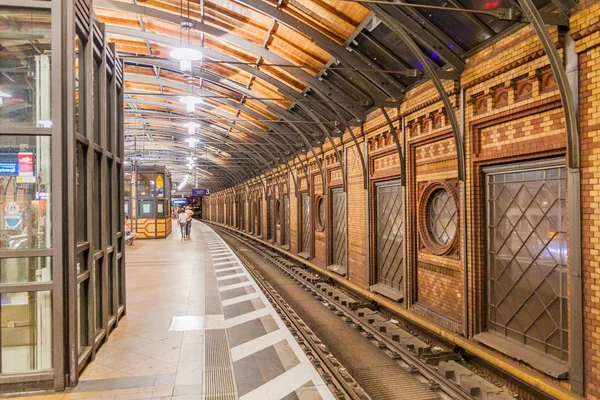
(315, 196, 325, 231)
(427, 189, 457, 246)
(418, 181, 459, 255)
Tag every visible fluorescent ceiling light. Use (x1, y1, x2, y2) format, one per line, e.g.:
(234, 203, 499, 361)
(183, 121, 200, 134)
(0, 91, 11, 106)
(170, 48, 203, 61)
(180, 95, 203, 113)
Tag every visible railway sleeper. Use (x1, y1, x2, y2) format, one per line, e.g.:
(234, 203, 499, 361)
(437, 361, 514, 400)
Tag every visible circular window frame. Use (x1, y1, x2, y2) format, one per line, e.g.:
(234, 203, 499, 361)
(314, 195, 325, 232)
(418, 180, 459, 256)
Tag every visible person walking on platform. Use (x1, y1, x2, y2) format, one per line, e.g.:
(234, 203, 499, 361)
(178, 208, 187, 239)
(185, 207, 193, 239)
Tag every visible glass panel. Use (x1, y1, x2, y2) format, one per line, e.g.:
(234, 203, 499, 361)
(76, 142, 87, 243)
(108, 257, 114, 317)
(376, 183, 404, 289)
(107, 161, 113, 246)
(124, 170, 132, 197)
(156, 173, 164, 198)
(118, 257, 124, 307)
(1, 291, 52, 373)
(427, 188, 457, 246)
(136, 173, 155, 197)
(93, 58, 101, 144)
(77, 251, 87, 274)
(77, 282, 88, 353)
(0, 135, 52, 249)
(117, 164, 123, 230)
(75, 35, 85, 136)
(0, 8, 52, 128)
(116, 88, 123, 158)
(487, 165, 568, 360)
(0, 257, 51, 283)
(137, 199, 154, 218)
(93, 152, 102, 249)
(157, 200, 165, 217)
(94, 259, 102, 332)
(106, 74, 112, 152)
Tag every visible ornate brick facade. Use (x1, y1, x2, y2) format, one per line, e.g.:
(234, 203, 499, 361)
(203, 3, 600, 399)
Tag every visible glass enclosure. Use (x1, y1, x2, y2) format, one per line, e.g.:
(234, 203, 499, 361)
(0, 1, 125, 392)
(125, 165, 172, 239)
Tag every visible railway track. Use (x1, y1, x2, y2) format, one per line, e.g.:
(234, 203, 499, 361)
(233, 242, 370, 400)
(212, 225, 516, 400)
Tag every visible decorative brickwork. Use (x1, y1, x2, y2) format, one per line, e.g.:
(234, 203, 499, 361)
(201, 4, 600, 398)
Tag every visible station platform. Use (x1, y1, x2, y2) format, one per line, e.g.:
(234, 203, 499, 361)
(15, 222, 333, 400)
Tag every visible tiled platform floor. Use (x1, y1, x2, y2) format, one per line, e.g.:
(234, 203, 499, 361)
(10, 222, 333, 400)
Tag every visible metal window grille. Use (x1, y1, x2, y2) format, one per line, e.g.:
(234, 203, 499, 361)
(486, 163, 568, 360)
(376, 182, 404, 290)
(427, 189, 457, 246)
(331, 189, 347, 268)
(301, 193, 311, 254)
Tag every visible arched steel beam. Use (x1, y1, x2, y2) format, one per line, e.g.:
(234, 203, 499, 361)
(95, 0, 368, 119)
(366, 3, 465, 72)
(368, 5, 465, 181)
(124, 143, 243, 186)
(123, 73, 298, 150)
(313, 90, 368, 189)
(108, 27, 348, 125)
(381, 107, 406, 186)
(516, 0, 582, 395)
(124, 97, 287, 151)
(122, 57, 335, 170)
(227, 0, 405, 102)
(124, 119, 279, 178)
(122, 72, 317, 168)
(297, 102, 347, 192)
(124, 109, 301, 184)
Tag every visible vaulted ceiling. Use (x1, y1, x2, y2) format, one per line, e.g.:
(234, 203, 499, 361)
(93, 0, 557, 191)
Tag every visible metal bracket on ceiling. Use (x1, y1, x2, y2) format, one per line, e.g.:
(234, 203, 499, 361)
(496, 6, 569, 26)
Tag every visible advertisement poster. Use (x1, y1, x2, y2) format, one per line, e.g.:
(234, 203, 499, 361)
(18, 153, 34, 176)
(0, 163, 18, 176)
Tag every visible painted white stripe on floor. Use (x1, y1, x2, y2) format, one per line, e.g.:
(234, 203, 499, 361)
(221, 291, 261, 307)
(215, 266, 244, 274)
(223, 307, 271, 328)
(211, 251, 231, 256)
(217, 272, 247, 281)
(239, 364, 313, 400)
(218, 281, 253, 292)
(230, 329, 287, 362)
(214, 260, 239, 267)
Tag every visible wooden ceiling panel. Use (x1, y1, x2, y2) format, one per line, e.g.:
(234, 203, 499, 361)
(95, 8, 142, 29)
(244, 99, 278, 120)
(108, 36, 151, 55)
(283, 0, 369, 43)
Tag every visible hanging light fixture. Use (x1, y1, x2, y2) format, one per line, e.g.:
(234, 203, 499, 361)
(183, 121, 200, 135)
(0, 90, 11, 106)
(171, 0, 202, 74)
(185, 137, 200, 148)
(180, 95, 203, 113)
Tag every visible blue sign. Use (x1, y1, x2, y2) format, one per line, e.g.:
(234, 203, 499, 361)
(173, 199, 187, 205)
(192, 188, 210, 196)
(0, 163, 18, 176)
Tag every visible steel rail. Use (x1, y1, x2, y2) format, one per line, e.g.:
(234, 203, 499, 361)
(230, 239, 368, 400)
(212, 225, 474, 400)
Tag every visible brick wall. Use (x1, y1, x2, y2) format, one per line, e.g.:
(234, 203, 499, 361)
(202, 3, 600, 397)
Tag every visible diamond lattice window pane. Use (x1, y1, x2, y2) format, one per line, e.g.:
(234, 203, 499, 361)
(486, 164, 568, 361)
